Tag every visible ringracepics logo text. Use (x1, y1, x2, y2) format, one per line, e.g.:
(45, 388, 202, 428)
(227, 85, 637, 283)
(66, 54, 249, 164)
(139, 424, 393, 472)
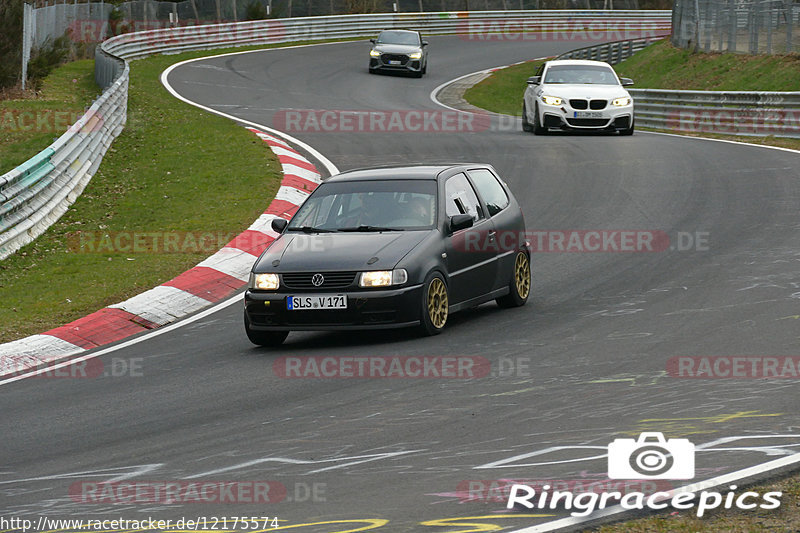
(507, 483, 782, 517)
(506, 433, 782, 517)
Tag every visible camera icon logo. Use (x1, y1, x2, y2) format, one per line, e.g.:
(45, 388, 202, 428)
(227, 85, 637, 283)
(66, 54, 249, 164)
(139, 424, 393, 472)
(608, 432, 695, 480)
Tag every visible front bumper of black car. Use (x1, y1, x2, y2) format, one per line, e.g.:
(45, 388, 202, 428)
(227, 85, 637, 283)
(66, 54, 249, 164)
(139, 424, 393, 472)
(244, 284, 424, 331)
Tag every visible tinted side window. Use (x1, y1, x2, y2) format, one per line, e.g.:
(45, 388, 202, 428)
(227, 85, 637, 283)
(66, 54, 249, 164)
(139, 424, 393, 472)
(444, 173, 483, 222)
(468, 169, 509, 217)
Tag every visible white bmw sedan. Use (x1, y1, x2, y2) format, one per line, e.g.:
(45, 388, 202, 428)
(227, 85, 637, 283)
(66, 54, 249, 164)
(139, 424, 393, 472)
(522, 59, 635, 135)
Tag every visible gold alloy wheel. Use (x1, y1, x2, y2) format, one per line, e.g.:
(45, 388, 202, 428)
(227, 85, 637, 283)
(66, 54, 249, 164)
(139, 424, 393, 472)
(427, 277, 448, 329)
(514, 252, 531, 299)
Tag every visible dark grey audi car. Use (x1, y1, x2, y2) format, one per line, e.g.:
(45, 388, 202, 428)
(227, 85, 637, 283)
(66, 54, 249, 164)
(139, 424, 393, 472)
(368, 29, 428, 77)
(244, 164, 531, 346)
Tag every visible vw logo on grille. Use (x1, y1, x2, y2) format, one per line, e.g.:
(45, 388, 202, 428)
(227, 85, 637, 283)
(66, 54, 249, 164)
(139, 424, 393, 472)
(311, 273, 325, 287)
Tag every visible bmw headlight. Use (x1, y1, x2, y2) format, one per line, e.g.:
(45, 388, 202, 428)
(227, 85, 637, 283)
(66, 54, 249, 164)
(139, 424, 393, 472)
(249, 272, 279, 290)
(542, 95, 562, 106)
(409, 51, 422, 60)
(359, 269, 408, 288)
(612, 97, 632, 107)
(369, 49, 381, 57)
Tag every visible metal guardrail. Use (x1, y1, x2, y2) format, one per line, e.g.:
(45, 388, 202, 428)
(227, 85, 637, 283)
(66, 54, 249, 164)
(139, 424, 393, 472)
(100, 10, 672, 58)
(556, 34, 668, 62)
(0, 9, 671, 261)
(558, 37, 800, 139)
(0, 59, 128, 260)
(630, 88, 800, 138)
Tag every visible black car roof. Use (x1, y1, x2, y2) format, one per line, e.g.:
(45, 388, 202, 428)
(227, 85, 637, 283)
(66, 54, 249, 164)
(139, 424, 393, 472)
(327, 164, 485, 182)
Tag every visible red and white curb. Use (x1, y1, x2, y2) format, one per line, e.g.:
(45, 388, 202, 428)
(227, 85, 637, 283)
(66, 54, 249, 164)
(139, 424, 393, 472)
(0, 128, 320, 377)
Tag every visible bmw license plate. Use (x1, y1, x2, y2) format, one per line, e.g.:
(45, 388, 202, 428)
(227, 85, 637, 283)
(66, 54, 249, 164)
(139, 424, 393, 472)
(287, 295, 347, 310)
(574, 111, 603, 118)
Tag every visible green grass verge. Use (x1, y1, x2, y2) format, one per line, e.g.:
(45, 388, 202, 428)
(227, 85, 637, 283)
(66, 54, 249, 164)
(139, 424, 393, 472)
(463, 60, 546, 117)
(0, 60, 100, 173)
(613, 40, 800, 91)
(462, 40, 800, 151)
(0, 43, 304, 343)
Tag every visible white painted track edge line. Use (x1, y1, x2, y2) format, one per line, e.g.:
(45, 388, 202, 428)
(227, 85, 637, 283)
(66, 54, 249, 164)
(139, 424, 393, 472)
(160, 43, 343, 176)
(1, 42, 343, 387)
(429, 56, 552, 114)
(0, 293, 242, 386)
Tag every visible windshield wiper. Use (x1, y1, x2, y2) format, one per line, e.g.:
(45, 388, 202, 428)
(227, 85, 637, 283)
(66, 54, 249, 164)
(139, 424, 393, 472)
(338, 225, 404, 232)
(287, 225, 336, 233)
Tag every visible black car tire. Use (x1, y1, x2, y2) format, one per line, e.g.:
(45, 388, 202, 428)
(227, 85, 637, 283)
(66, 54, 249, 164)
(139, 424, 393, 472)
(244, 311, 289, 347)
(419, 272, 448, 336)
(521, 102, 534, 132)
(620, 118, 635, 136)
(496, 251, 531, 308)
(422, 63, 427, 75)
(533, 103, 547, 135)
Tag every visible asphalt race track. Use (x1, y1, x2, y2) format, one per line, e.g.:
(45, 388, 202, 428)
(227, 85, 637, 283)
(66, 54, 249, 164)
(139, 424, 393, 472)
(2, 36, 800, 532)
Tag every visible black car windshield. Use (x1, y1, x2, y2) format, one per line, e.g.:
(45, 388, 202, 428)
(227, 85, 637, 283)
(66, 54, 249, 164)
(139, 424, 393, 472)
(376, 30, 421, 46)
(288, 179, 437, 231)
(544, 65, 619, 85)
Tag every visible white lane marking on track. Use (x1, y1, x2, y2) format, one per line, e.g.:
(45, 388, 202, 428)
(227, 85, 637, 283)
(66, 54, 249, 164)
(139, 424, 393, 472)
(0, 293, 242, 387)
(0, 464, 163, 485)
(183, 450, 423, 478)
(160, 43, 343, 176)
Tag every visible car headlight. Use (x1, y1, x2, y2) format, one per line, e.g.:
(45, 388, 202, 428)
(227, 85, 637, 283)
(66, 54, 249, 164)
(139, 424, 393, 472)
(542, 95, 562, 106)
(612, 97, 632, 107)
(409, 52, 422, 60)
(359, 269, 408, 288)
(369, 49, 381, 57)
(249, 272, 279, 290)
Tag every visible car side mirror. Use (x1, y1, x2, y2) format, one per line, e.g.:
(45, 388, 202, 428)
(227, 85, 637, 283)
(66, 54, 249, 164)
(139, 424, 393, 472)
(448, 214, 473, 234)
(369, 38, 376, 44)
(620, 77, 634, 86)
(271, 218, 288, 233)
(527, 76, 541, 85)
(422, 41, 428, 46)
